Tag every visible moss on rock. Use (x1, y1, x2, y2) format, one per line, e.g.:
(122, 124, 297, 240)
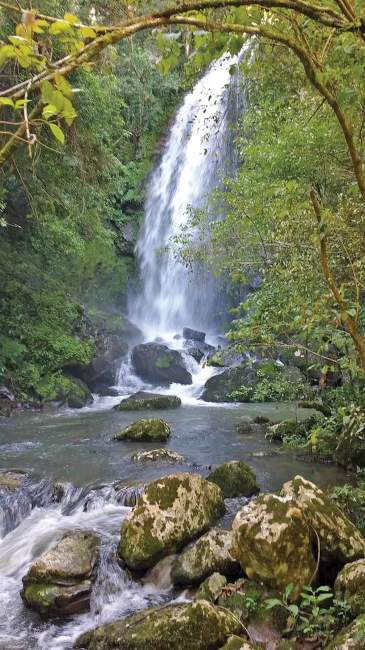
(75, 599, 242, 650)
(172, 529, 240, 586)
(132, 448, 184, 463)
(265, 420, 302, 442)
(231, 494, 316, 599)
(335, 559, 365, 616)
(114, 391, 181, 411)
(21, 531, 100, 617)
(282, 475, 365, 566)
(207, 461, 259, 499)
(114, 418, 171, 442)
(196, 572, 228, 602)
(325, 614, 365, 649)
(118, 473, 225, 571)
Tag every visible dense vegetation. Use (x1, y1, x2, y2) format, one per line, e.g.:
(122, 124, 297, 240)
(0, 1, 182, 401)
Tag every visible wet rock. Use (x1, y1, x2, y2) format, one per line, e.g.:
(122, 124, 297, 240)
(172, 529, 240, 586)
(334, 407, 365, 468)
(325, 614, 365, 649)
(184, 341, 214, 363)
(201, 362, 260, 403)
(0, 386, 17, 416)
(335, 559, 365, 616)
(196, 572, 227, 602)
(207, 461, 259, 499)
(22, 531, 100, 616)
(118, 473, 225, 571)
(69, 336, 128, 390)
(132, 342, 192, 385)
(66, 378, 93, 409)
(0, 470, 28, 491)
(114, 418, 171, 442)
(282, 475, 365, 567)
(235, 421, 255, 435)
(75, 599, 242, 650)
(253, 416, 271, 425)
(231, 494, 316, 599)
(265, 419, 302, 442)
(132, 448, 184, 463)
(114, 391, 181, 411)
(183, 327, 206, 343)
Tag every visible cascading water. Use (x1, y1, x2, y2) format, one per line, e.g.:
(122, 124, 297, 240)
(129, 48, 246, 342)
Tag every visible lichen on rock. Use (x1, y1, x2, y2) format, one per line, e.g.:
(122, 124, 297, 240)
(21, 531, 100, 616)
(118, 473, 225, 571)
(196, 572, 227, 602)
(132, 448, 184, 463)
(75, 599, 242, 650)
(281, 475, 365, 567)
(231, 493, 316, 599)
(335, 559, 365, 616)
(114, 418, 171, 442)
(172, 529, 240, 586)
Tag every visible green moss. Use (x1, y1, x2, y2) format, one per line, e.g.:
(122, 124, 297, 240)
(155, 354, 172, 369)
(207, 461, 259, 498)
(115, 394, 181, 411)
(115, 418, 171, 442)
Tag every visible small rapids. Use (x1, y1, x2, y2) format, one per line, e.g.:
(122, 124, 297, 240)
(0, 478, 179, 650)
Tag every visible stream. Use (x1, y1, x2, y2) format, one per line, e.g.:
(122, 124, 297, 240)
(0, 47, 348, 649)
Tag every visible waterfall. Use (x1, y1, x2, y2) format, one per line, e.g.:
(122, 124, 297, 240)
(129, 48, 247, 342)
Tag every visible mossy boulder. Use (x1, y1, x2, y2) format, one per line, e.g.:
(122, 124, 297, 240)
(325, 614, 365, 649)
(265, 419, 302, 442)
(114, 418, 171, 442)
(132, 342, 192, 385)
(39, 375, 93, 408)
(75, 599, 242, 650)
(334, 407, 365, 468)
(335, 559, 365, 616)
(118, 473, 225, 571)
(132, 448, 184, 463)
(196, 573, 227, 602)
(231, 494, 316, 599)
(114, 391, 181, 411)
(172, 529, 241, 586)
(21, 531, 100, 616)
(201, 363, 260, 403)
(207, 461, 259, 499)
(282, 475, 365, 567)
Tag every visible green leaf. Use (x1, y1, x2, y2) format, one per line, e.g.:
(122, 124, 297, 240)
(41, 80, 55, 104)
(42, 103, 59, 119)
(49, 20, 72, 35)
(47, 122, 65, 144)
(0, 97, 15, 107)
(80, 26, 96, 39)
(265, 598, 282, 609)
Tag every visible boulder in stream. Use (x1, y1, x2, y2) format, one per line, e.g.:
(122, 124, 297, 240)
(207, 461, 259, 499)
(195, 572, 227, 602)
(183, 327, 206, 342)
(21, 531, 100, 617)
(201, 362, 260, 403)
(114, 391, 181, 411)
(118, 473, 225, 571)
(0, 470, 29, 491)
(281, 475, 365, 567)
(114, 418, 171, 442)
(131, 342, 192, 385)
(231, 494, 316, 599)
(75, 599, 242, 650)
(132, 448, 184, 463)
(172, 529, 240, 586)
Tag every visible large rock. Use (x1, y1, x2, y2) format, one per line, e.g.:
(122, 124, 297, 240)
(201, 363, 260, 403)
(335, 559, 365, 616)
(282, 475, 365, 567)
(325, 614, 365, 649)
(231, 494, 316, 599)
(207, 461, 259, 498)
(132, 343, 192, 385)
(114, 418, 171, 442)
(114, 391, 181, 411)
(172, 529, 240, 586)
(65, 377, 93, 409)
(21, 531, 100, 616)
(0, 470, 28, 491)
(75, 600, 242, 650)
(183, 327, 206, 342)
(118, 473, 225, 571)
